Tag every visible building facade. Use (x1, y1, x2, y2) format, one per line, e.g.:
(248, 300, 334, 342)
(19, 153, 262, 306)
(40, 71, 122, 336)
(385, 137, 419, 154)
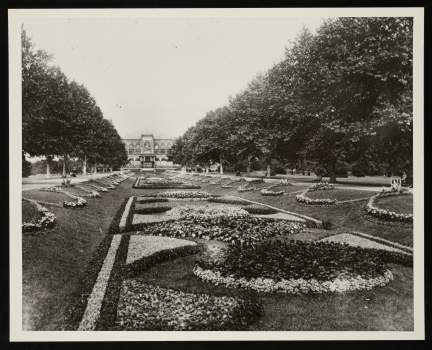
(122, 134, 174, 168)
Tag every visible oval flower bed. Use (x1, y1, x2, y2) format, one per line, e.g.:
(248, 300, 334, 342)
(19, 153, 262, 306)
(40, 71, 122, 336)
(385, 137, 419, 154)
(365, 193, 413, 223)
(194, 240, 393, 294)
(115, 281, 262, 331)
(296, 182, 337, 205)
(22, 199, 56, 233)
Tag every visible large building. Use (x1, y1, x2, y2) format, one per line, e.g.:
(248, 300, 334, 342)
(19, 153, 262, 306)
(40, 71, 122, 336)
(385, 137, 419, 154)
(122, 134, 174, 168)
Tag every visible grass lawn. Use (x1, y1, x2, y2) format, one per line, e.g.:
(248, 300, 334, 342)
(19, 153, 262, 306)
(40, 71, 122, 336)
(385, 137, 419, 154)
(306, 189, 376, 201)
(22, 177, 137, 330)
(133, 253, 413, 331)
(23, 190, 71, 204)
(22, 200, 39, 222)
(375, 194, 413, 214)
(191, 181, 413, 247)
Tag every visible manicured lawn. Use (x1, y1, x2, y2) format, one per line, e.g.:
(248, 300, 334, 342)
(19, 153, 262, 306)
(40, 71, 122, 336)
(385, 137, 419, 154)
(375, 194, 413, 214)
(23, 190, 70, 204)
(191, 181, 413, 246)
(22, 177, 137, 330)
(134, 253, 413, 331)
(22, 200, 39, 222)
(306, 189, 376, 201)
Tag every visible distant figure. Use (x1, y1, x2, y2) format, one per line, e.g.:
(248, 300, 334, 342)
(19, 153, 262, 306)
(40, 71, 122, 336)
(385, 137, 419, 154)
(308, 171, 311, 176)
(291, 169, 294, 175)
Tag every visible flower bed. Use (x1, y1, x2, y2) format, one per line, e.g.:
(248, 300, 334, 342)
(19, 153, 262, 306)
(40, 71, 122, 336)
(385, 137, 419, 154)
(63, 196, 87, 208)
(22, 200, 56, 233)
(194, 240, 393, 294)
(44, 186, 88, 208)
(133, 216, 305, 244)
(309, 181, 334, 191)
(365, 193, 413, 223)
(140, 191, 213, 199)
(260, 188, 284, 196)
(167, 205, 249, 219)
(115, 281, 262, 331)
(296, 191, 337, 205)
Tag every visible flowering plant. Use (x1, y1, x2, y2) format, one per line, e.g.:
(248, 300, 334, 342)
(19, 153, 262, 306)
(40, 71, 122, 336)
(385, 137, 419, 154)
(194, 240, 394, 294)
(134, 217, 305, 244)
(22, 202, 56, 232)
(167, 205, 249, 219)
(309, 181, 334, 191)
(296, 192, 336, 205)
(115, 280, 262, 330)
(260, 188, 284, 196)
(142, 191, 213, 199)
(63, 195, 87, 208)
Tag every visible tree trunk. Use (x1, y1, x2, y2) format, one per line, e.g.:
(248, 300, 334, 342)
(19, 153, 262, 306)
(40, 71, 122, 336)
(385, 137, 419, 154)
(94, 164, 97, 174)
(266, 162, 271, 178)
(246, 156, 252, 174)
(62, 155, 67, 177)
(46, 160, 50, 178)
(83, 155, 87, 176)
(219, 155, 224, 175)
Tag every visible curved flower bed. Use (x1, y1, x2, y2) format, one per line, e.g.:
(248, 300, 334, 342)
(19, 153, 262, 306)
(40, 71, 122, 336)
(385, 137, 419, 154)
(134, 216, 305, 244)
(365, 193, 413, 223)
(296, 191, 337, 205)
(194, 240, 393, 294)
(22, 200, 56, 232)
(260, 188, 284, 196)
(141, 191, 213, 199)
(115, 281, 262, 330)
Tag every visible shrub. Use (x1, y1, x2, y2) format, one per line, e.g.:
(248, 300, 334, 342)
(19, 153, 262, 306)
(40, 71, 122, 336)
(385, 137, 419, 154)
(134, 206, 172, 215)
(208, 197, 251, 205)
(321, 219, 333, 230)
(136, 198, 169, 204)
(242, 205, 278, 215)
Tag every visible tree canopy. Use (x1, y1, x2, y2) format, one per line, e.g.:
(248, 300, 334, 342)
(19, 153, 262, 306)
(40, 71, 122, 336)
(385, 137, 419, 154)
(22, 28, 127, 171)
(171, 17, 413, 179)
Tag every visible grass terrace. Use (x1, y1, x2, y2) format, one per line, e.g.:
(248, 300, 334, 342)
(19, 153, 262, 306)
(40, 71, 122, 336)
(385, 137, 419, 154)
(306, 189, 376, 202)
(375, 194, 413, 214)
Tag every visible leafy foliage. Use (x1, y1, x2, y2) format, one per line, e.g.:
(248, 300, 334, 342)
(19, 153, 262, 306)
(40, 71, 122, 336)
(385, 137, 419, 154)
(171, 18, 412, 179)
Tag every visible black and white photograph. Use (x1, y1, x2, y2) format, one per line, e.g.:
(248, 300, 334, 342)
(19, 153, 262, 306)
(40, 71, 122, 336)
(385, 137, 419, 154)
(8, 7, 424, 341)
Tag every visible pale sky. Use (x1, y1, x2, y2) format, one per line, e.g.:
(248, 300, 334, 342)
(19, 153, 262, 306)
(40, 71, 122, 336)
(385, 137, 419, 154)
(23, 16, 325, 139)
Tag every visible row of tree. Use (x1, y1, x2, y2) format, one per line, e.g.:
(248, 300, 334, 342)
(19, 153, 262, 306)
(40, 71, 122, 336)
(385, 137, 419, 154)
(22, 28, 127, 176)
(171, 17, 413, 181)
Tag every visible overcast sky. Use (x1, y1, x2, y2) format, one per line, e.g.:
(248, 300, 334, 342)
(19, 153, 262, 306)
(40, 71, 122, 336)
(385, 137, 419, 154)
(24, 16, 325, 139)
